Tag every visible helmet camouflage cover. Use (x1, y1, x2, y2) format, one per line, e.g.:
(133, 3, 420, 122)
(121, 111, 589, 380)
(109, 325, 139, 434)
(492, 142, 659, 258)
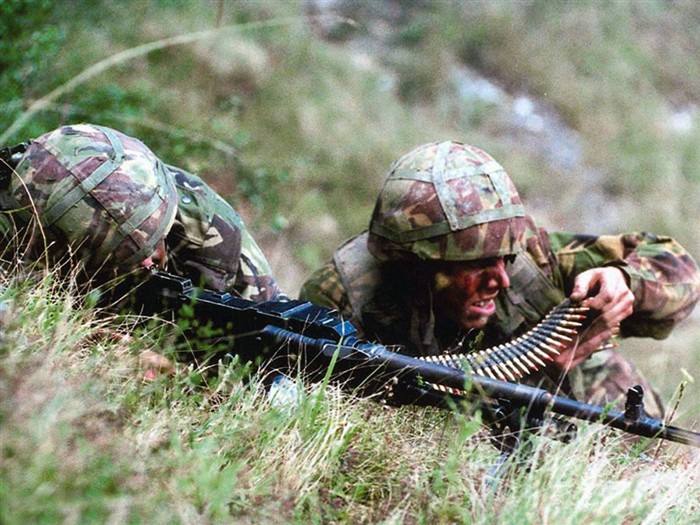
(4, 124, 178, 277)
(368, 141, 527, 262)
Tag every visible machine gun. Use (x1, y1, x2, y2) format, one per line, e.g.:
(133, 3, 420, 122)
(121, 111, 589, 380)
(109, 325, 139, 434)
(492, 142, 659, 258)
(132, 270, 700, 453)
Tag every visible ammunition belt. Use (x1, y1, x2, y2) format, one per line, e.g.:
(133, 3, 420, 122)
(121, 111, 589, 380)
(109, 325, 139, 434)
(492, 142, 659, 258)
(418, 299, 591, 385)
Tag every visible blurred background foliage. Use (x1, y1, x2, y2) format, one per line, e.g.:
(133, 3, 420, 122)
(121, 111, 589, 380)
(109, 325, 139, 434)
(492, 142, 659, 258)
(2, 0, 699, 395)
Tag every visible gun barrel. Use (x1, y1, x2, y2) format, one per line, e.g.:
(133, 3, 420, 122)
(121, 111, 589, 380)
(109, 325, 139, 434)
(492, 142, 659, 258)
(266, 328, 700, 449)
(449, 373, 700, 448)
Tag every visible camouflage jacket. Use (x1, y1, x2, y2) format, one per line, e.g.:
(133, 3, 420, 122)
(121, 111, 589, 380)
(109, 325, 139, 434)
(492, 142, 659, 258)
(163, 166, 282, 302)
(299, 219, 700, 356)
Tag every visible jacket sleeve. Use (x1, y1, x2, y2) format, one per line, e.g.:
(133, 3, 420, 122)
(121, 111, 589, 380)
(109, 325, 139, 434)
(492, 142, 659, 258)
(164, 165, 284, 302)
(548, 231, 700, 339)
(234, 225, 285, 302)
(298, 262, 353, 317)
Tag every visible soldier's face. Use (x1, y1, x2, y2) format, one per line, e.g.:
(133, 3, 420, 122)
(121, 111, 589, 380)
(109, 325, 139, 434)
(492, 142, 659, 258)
(431, 257, 510, 329)
(141, 240, 168, 271)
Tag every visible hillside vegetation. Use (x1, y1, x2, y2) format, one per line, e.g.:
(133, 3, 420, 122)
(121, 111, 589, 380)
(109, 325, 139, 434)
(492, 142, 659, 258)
(1, 271, 698, 523)
(2, 1, 700, 523)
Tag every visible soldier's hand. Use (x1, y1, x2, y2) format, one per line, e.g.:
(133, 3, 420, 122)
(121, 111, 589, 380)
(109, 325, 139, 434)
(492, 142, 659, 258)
(570, 267, 634, 326)
(553, 267, 633, 372)
(551, 321, 621, 372)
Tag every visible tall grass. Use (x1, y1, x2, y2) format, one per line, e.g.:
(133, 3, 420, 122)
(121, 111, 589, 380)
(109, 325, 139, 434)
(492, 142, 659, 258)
(2, 272, 699, 524)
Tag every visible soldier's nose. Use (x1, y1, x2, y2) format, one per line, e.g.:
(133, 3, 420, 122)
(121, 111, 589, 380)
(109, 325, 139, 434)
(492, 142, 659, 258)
(485, 259, 510, 289)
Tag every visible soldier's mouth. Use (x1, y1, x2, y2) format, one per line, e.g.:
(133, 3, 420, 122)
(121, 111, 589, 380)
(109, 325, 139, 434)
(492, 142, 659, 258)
(472, 293, 498, 307)
(467, 298, 496, 317)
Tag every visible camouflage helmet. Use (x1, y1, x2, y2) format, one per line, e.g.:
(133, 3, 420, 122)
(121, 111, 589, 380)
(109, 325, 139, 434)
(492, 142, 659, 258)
(7, 124, 178, 276)
(367, 141, 526, 262)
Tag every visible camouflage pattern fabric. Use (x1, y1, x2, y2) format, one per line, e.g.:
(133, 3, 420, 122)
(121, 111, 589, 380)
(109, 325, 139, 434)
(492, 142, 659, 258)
(0, 124, 177, 279)
(574, 350, 665, 419)
(368, 141, 526, 262)
(164, 166, 282, 302)
(549, 231, 700, 339)
(300, 220, 700, 417)
(0, 124, 282, 302)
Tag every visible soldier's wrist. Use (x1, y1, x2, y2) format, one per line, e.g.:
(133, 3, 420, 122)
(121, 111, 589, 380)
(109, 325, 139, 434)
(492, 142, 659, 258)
(604, 261, 639, 295)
